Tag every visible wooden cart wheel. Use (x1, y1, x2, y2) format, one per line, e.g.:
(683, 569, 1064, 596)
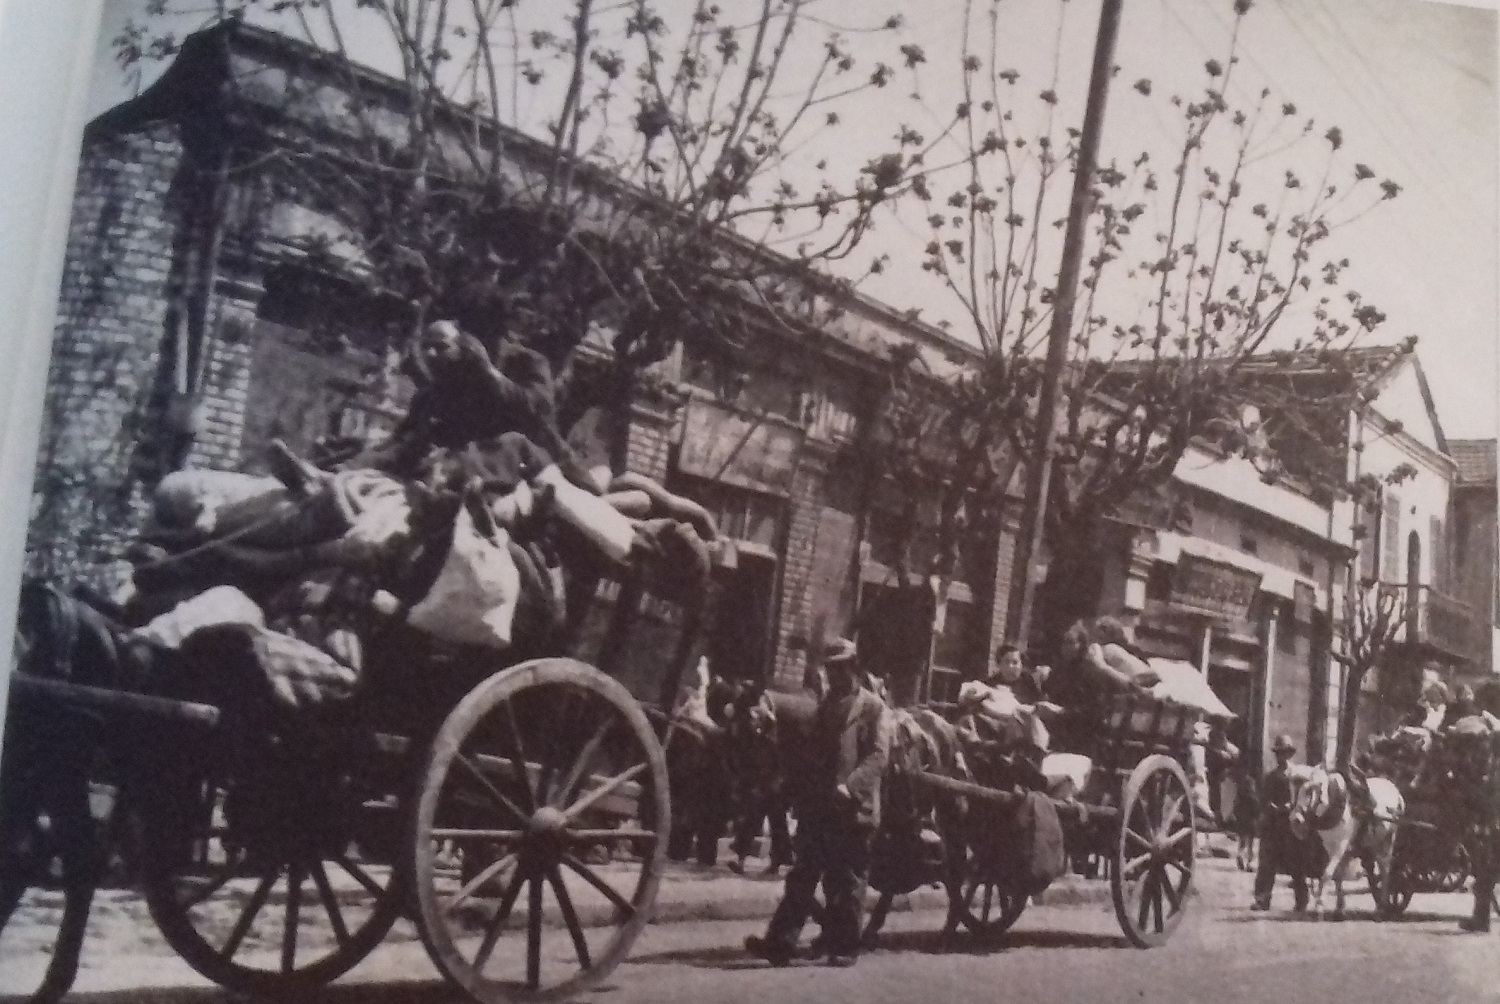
(409, 658, 669, 1004)
(139, 738, 405, 996)
(1434, 842, 1470, 894)
(954, 875, 1028, 939)
(1111, 754, 1194, 948)
(1369, 831, 1417, 918)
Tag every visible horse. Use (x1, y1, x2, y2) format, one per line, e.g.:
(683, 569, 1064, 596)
(862, 706, 972, 946)
(1289, 765, 1404, 920)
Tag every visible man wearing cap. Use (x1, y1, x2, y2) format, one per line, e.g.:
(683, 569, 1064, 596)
(746, 638, 893, 968)
(1252, 734, 1311, 911)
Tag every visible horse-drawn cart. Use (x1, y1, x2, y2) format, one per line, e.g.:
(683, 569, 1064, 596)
(905, 689, 1200, 948)
(2, 550, 708, 1004)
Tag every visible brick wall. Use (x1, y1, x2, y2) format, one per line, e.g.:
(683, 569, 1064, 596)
(185, 286, 261, 471)
(25, 123, 187, 592)
(985, 517, 1019, 660)
(771, 456, 828, 690)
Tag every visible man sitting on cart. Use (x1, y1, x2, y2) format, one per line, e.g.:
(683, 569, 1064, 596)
(746, 639, 893, 969)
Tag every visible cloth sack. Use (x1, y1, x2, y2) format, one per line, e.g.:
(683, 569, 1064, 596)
(151, 469, 345, 547)
(995, 790, 1067, 896)
(406, 506, 522, 649)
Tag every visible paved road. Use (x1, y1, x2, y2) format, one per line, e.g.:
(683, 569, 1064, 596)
(5, 861, 1499, 1003)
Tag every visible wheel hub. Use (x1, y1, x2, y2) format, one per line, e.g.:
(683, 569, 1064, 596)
(529, 805, 567, 835)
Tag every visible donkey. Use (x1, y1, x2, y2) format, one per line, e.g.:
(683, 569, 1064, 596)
(1289, 765, 1404, 920)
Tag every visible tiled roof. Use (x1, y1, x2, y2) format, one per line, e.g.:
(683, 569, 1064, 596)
(1449, 439, 1497, 485)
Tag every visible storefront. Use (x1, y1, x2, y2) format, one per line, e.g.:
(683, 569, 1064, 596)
(1114, 527, 1335, 771)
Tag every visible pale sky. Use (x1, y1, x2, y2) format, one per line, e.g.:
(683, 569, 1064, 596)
(87, 0, 1499, 439)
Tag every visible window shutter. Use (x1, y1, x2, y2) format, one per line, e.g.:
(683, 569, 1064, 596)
(1382, 492, 1401, 581)
(1358, 500, 1378, 580)
(1429, 515, 1445, 590)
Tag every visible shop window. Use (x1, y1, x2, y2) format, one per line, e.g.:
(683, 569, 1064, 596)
(669, 474, 781, 551)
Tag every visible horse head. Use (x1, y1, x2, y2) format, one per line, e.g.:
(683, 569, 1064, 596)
(1289, 767, 1333, 841)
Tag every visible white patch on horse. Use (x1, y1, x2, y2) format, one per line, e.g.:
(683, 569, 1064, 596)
(1289, 767, 1404, 920)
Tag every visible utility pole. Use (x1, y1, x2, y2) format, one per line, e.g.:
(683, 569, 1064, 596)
(1007, 0, 1125, 649)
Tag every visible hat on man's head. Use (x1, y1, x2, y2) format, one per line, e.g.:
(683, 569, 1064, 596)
(822, 638, 858, 670)
(1272, 734, 1296, 755)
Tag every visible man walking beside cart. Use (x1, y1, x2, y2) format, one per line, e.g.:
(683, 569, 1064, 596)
(745, 639, 893, 968)
(1252, 734, 1313, 912)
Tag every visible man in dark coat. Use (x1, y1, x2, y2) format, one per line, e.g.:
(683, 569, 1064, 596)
(1252, 734, 1311, 911)
(746, 639, 893, 968)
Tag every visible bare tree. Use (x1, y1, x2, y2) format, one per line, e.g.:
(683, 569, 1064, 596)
(1336, 574, 1406, 770)
(893, 0, 1402, 653)
(116, 0, 954, 466)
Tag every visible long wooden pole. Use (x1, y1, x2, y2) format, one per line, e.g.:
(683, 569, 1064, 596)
(1008, 0, 1126, 649)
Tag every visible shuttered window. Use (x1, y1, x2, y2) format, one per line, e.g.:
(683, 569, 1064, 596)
(1430, 515, 1445, 590)
(1382, 492, 1401, 581)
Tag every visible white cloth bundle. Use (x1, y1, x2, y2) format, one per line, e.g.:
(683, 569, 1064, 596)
(406, 507, 521, 649)
(1145, 658, 1235, 719)
(1041, 752, 1094, 798)
(535, 464, 637, 562)
(132, 585, 266, 650)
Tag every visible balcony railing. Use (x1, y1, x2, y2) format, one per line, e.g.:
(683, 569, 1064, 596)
(1412, 584, 1491, 665)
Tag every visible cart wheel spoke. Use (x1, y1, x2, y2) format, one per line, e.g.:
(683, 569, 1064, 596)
(220, 870, 277, 961)
(454, 754, 528, 825)
(446, 852, 519, 915)
(566, 828, 656, 842)
(1163, 826, 1193, 850)
(1150, 870, 1166, 932)
(526, 873, 544, 990)
(182, 852, 245, 907)
(502, 697, 538, 811)
(1161, 867, 1184, 911)
(429, 828, 525, 842)
(562, 852, 636, 919)
(554, 719, 615, 810)
(282, 865, 304, 974)
(310, 861, 351, 948)
(981, 882, 994, 924)
(1124, 828, 1152, 852)
(1136, 869, 1156, 931)
(472, 863, 529, 974)
(336, 855, 386, 898)
(547, 866, 593, 969)
(563, 762, 649, 822)
(1160, 793, 1184, 833)
(1123, 851, 1152, 879)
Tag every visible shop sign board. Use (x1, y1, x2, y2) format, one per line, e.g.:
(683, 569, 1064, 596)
(678, 399, 803, 496)
(1170, 553, 1262, 621)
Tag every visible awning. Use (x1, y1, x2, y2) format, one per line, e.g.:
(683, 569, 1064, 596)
(1152, 531, 1328, 611)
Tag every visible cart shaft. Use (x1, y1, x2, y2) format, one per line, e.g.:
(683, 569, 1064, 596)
(914, 770, 1118, 821)
(9, 675, 221, 727)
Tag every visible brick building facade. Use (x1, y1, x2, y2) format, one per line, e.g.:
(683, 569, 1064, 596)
(26, 21, 1020, 699)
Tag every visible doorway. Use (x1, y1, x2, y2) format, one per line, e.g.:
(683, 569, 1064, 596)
(708, 552, 777, 684)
